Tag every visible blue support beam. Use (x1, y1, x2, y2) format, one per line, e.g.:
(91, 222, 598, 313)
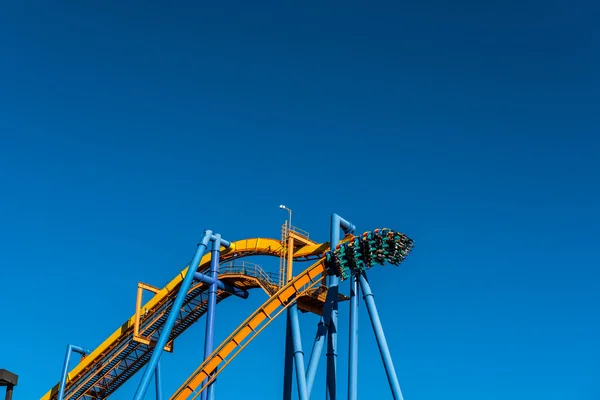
(209, 382, 216, 400)
(133, 231, 213, 400)
(201, 233, 230, 400)
(305, 213, 354, 398)
(202, 234, 225, 400)
(289, 302, 309, 400)
(283, 311, 294, 400)
(325, 300, 338, 400)
(193, 272, 249, 299)
(348, 274, 359, 400)
(58, 345, 91, 400)
(305, 317, 327, 396)
(154, 360, 162, 400)
(326, 213, 355, 400)
(359, 272, 404, 400)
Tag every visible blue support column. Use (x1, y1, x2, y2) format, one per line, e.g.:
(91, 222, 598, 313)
(133, 231, 213, 400)
(359, 273, 404, 400)
(305, 214, 354, 398)
(348, 274, 359, 400)
(326, 213, 355, 400)
(283, 310, 294, 400)
(155, 360, 162, 400)
(305, 317, 327, 396)
(289, 302, 309, 400)
(193, 272, 249, 299)
(325, 284, 339, 400)
(58, 345, 91, 400)
(208, 377, 216, 400)
(202, 234, 223, 400)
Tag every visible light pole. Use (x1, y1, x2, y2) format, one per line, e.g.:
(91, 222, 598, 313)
(278, 205, 308, 400)
(0, 369, 18, 400)
(279, 204, 292, 230)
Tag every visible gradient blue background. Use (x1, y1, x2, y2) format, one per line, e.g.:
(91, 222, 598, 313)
(1, 1, 598, 399)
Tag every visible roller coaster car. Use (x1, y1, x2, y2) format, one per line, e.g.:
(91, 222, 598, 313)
(325, 228, 414, 280)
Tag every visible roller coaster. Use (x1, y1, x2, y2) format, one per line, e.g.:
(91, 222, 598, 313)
(39, 212, 415, 400)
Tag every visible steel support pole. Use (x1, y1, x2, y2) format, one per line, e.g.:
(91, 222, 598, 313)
(348, 274, 359, 400)
(57, 347, 73, 400)
(193, 272, 249, 299)
(133, 231, 213, 400)
(155, 361, 162, 400)
(359, 273, 404, 400)
(305, 282, 337, 396)
(208, 380, 216, 400)
(326, 213, 355, 400)
(202, 234, 222, 400)
(289, 302, 309, 400)
(282, 310, 294, 400)
(325, 289, 338, 400)
(305, 317, 327, 396)
(305, 214, 354, 398)
(58, 345, 91, 400)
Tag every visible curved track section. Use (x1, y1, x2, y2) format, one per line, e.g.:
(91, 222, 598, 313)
(41, 238, 327, 400)
(171, 257, 329, 400)
(171, 228, 414, 400)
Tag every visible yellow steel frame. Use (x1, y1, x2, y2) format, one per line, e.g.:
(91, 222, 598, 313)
(287, 230, 316, 282)
(134, 282, 174, 352)
(40, 237, 323, 400)
(170, 257, 329, 400)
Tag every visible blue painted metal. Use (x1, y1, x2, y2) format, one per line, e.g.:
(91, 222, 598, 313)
(305, 213, 354, 398)
(155, 360, 162, 400)
(283, 310, 294, 400)
(289, 302, 309, 400)
(58, 345, 91, 400)
(325, 295, 338, 400)
(202, 234, 222, 400)
(208, 382, 216, 400)
(359, 272, 404, 400)
(211, 235, 231, 249)
(326, 213, 355, 399)
(305, 318, 326, 396)
(193, 272, 249, 299)
(305, 281, 337, 396)
(133, 231, 213, 400)
(348, 275, 359, 400)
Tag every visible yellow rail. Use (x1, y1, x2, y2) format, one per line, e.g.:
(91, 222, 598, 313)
(171, 257, 328, 400)
(41, 237, 325, 400)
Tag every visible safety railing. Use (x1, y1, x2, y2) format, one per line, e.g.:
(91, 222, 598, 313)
(220, 261, 279, 286)
(289, 225, 310, 239)
(281, 222, 310, 240)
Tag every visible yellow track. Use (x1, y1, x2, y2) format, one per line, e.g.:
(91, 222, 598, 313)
(41, 237, 329, 400)
(171, 256, 330, 399)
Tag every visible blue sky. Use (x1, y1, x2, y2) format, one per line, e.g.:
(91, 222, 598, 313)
(1, 1, 599, 399)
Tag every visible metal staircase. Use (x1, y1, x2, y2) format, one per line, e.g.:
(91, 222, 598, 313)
(64, 282, 231, 400)
(278, 223, 289, 287)
(278, 223, 313, 287)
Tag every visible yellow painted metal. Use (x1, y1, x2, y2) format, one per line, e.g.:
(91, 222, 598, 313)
(40, 237, 326, 400)
(293, 242, 330, 258)
(286, 235, 294, 283)
(134, 282, 173, 351)
(170, 257, 329, 400)
(289, 230, 317, 246)
(286, 228, 316, 282)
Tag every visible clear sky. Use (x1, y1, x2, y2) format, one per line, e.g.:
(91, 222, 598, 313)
(1, 1, 598, 399)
